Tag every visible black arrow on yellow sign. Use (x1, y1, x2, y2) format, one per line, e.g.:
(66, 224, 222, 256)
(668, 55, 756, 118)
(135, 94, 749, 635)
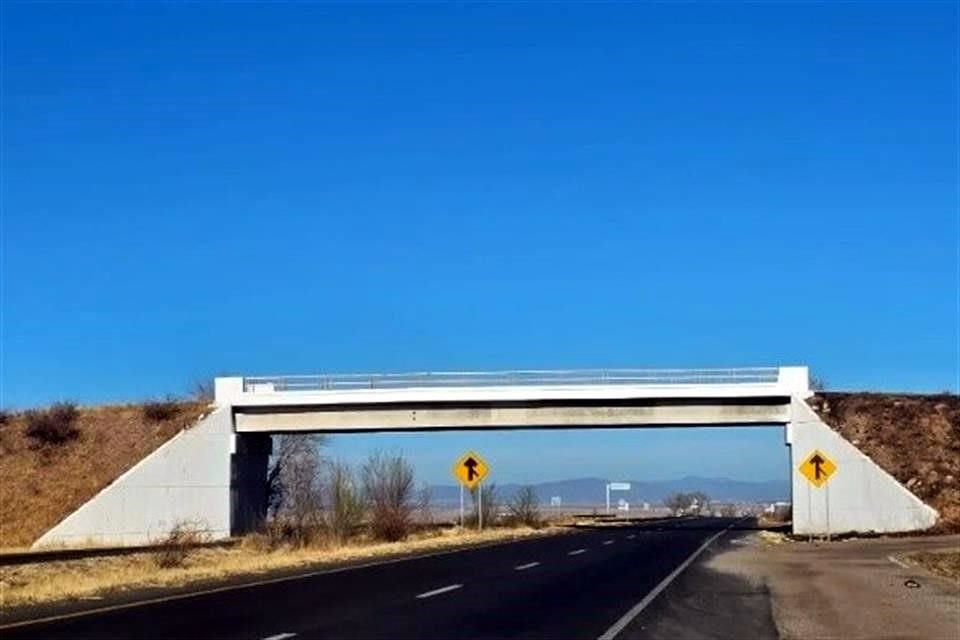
(809, 453, 826, 480)
(464, 457, 480, 481)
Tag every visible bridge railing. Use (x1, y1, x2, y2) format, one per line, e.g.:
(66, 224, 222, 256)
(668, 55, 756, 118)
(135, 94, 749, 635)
(241, 367, 783, 392)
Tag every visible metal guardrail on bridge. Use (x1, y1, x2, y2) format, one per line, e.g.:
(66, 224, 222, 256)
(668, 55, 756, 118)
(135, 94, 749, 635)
(242, 367, 782, 392)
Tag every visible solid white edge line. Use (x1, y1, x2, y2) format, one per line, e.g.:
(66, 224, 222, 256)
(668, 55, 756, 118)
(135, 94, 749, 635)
(568, 548, 587, 556)
(415, 584, 463, 599)
(262, 633, 297, 640)
(514, 562, 541, 570)
(0, 533, 564, 631)
(597, 519, 743, 640)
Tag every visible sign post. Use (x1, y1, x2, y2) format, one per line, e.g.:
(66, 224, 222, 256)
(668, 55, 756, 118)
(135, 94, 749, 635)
(452, 451, 489, 529)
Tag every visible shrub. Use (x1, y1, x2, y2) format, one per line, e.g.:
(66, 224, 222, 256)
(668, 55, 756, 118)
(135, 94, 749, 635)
(24, 402, 79, 447)
(191, 378, 215, 403)
(142, 399, 181, 423)
(326, 460, 365, 544)
(362, 452, 415, 541)
(507, 485, 543, 528)
(0, 409, 11, 426)
(153, 522, 209, 569)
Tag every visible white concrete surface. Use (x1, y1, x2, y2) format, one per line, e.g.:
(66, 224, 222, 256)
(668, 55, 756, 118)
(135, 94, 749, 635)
(788, 398, 938, 535)
(235, 402, 791, 431)
(32, 407, 235, 548)
(216, 366, 812, 409)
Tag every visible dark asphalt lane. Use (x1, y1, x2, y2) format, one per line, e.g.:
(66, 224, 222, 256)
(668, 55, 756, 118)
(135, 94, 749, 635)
(0, 518, 755, 640)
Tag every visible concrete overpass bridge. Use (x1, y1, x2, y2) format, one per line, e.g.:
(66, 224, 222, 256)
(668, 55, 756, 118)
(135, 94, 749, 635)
(33, 366, 938, 547)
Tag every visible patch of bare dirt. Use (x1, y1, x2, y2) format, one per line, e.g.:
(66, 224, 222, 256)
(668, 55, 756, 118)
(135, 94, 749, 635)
(808, 392, 960, 531)
(0, 402, 210, 548)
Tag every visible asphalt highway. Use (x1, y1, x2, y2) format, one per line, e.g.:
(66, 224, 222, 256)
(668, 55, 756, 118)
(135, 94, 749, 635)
(1, 517, 769, 640)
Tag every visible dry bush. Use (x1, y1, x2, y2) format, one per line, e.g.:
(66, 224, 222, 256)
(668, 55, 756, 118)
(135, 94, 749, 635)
(507, 486, 543, 528)
(153, 522, 210, 568)
(0, 409, 12, 426)
(141, 399, 181, 423)
(24, 402, 80, 447)
(362, 452, 415, 541)
(326, 460, 365, 543)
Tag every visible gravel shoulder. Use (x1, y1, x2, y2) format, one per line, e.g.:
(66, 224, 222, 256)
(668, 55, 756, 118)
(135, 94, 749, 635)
(708, 532, 960, 640)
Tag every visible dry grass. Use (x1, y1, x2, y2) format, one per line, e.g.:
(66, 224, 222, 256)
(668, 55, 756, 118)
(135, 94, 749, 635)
(0, 525, 564, 608)
(904, 550, 960, 582)
(0, 402, 209, 548)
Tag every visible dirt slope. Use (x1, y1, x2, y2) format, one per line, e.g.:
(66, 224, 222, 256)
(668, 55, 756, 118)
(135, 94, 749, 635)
(808, 392, 960, 531)
(0, 402, 209, 548)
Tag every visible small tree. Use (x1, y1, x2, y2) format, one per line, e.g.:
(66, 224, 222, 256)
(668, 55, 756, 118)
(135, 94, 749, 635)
(664, 492, 693, 515)
(689, 491, 711, 515)
(362, 452, 416, 541)
(325, 460, 365, 544)
(507, 485, 543, 528)
(809, 375, 827, 392)
(268, 435, 326, 546)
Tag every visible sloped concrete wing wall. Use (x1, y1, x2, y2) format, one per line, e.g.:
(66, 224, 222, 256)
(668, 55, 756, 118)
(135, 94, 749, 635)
(32, 407, 235, 548)
(790, 398, 938, 535)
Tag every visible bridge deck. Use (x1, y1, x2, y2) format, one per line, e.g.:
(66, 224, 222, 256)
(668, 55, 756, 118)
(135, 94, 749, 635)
(216, 367, 809, 433)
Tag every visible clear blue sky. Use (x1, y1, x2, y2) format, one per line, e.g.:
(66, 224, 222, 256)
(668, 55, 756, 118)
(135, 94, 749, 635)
(2, 2, 956, 483)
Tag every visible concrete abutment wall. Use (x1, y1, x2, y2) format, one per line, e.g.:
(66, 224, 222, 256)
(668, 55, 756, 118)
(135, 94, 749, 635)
(33, 408, 271, 548)
(787, 398, 937, 535)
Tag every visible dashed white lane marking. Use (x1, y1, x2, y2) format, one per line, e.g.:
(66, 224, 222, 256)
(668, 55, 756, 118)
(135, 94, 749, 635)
(515, 562, 541, 570)
(603, 540, 614, 545)
(416, 584, 464, 599)
(626, 534, 636, 540)
(568, 548, 587, 556)
(597, 518, 744, 640)
(262, 634, 297, 640)
(888, 555, 911, 569)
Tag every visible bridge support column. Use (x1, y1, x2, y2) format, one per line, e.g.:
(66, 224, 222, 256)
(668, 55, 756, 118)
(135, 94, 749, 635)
(230, 434, 272, 536)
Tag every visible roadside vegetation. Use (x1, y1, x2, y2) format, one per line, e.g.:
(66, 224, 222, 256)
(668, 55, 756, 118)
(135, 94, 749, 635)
(664, 491, 711, 516)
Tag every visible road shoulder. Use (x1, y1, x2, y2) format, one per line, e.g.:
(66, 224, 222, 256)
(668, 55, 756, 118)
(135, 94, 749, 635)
(707, 533, 960, 640)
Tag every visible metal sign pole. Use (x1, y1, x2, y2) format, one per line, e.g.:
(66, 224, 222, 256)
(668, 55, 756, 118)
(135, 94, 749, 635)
(606, 483, 610, 514)
(459, 484, 464, 528)
(478, 482, 483, 531)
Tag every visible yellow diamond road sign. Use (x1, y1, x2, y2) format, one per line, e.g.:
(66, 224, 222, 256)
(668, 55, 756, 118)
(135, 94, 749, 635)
(799, 449, 837, 488)
(453, 451, 489, 489)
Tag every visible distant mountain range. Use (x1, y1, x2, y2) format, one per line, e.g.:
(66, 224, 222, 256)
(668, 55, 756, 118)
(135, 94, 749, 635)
(429, 476, 789, 506)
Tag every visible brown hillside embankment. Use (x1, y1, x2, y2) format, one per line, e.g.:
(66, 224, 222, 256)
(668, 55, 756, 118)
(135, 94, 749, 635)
(0, 402, 209, 548)
(808, 392, 960, 531)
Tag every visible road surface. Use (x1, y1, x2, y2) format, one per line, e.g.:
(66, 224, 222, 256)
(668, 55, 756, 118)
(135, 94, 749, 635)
(1, 517, 774, 640)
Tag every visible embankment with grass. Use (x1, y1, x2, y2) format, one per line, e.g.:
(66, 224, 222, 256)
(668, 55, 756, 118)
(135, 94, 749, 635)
(0, 401, 210, 549)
